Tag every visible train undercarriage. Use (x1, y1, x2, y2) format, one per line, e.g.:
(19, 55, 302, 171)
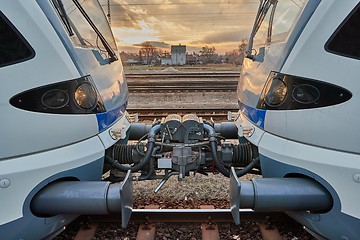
(30, 113, 332, 230)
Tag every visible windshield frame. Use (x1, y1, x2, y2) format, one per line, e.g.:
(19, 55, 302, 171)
(53, 0, 118, 63)
(53, 0, 74, 36)
(246, 0, 308, 61)
(246, 0, 276, 59)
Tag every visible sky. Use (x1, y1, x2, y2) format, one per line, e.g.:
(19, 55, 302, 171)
(99, 0, 259, 54)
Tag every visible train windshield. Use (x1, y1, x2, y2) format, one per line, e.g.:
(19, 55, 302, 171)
(53, 0, 118, 62)
(247, 0, 307, 54)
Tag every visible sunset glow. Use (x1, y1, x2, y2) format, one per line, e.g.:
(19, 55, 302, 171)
(99, 0, 259, 54)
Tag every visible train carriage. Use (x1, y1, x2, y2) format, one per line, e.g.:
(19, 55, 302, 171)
(235, 0, 360, 238)
(0, 0, 130, 238)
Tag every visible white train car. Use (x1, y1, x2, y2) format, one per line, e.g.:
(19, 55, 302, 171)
(0, 0, 130, 238)
(236, 0, 360, 238)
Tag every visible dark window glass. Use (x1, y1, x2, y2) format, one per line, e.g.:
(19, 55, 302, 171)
(0, 11, 34, 67)
(326, 3, 360, 59)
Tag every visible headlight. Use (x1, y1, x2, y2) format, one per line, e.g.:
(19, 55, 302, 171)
(264, 77, 287, 107)
(10, 75, 105, 114)
(292, 84, 320, 104)
(257, 72, 351, 110)
(41, 89, 69, 109)
(74, 82, 97, 110)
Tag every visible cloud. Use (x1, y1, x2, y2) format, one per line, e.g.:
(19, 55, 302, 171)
(102, 0, 150, 29)
(192, 28, 250, 45)
(133, 41, 170, 49)
(103, 0, 259, 53)
(112, 22, 160, 45)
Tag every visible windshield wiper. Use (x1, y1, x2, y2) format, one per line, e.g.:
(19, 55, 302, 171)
(246, 0, 277, 61)
(72, 0, 118, 63)
(267, 1, 278, 43)
(54, 0, 74, 36)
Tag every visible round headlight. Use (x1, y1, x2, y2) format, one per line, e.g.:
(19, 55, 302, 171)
(74, 82, 97, 110)
(41, 89, 69, 109)
(264, 77, 287, 107)
(292, 84, 320, 104)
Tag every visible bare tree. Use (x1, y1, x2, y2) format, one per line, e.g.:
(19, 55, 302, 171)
(238, 39, 247, 55)
(238, 39, 247, 65)
(225, 49, 240, 65)
(199, 45, 217, 64)
(225, 39, 248, 66)
(139, 42, 158, 65)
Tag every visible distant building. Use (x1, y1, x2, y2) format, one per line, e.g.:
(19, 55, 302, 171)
(171, 45, 186, 65)
(161, 52, 172, 65)
(120, 51, 140, 64)
(127, 58, 139, 64)
(161, 57, 172, 65)
(186, 54, 197, 65)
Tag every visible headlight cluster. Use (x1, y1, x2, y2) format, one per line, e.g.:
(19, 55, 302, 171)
(10, 75, 105, 114)
(257, 72, 351, 110)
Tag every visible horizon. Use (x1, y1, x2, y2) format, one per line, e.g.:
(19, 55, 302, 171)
(118, 43, 245, 56)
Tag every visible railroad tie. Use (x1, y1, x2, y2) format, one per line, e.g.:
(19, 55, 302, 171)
(136, 205, 159, 240)
(257, 222, 282, 240)
(200, 205, 220, 240)
(73, 223, 98, 240)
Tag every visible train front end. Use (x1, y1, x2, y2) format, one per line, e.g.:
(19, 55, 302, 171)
(235, 0, 360, 238)
(0, 0, 130, 239)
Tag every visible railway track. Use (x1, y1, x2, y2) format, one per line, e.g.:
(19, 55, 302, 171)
(126, 71, 239, 93)
(125, 72, 240, 79)
(128, 86, 236, 92)
(71, 206, 298, 240)
(127, 107, 238, 121)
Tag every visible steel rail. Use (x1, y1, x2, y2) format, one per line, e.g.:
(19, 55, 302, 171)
(125, 73, 240, 79)
(127, 107, 238, 112)
(128, 86, 236, 91)
(127, 81, 238, 85)
(126, 75, 240, 79)
(88, 209, 291, 224)
(126, 71, 239, 73)
(127, 108, 238, 120)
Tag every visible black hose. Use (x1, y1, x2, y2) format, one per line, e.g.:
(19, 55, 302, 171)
(209, 141, 231, 177)
(232, 142, 255, 166)
(106, 142, 154, 172)
(107, 125, 161, 172)
(232, 157, 259, 176)
(112, 144, 134, 164)
(204, 123, 259, 178)
(137, 147, 160, 180)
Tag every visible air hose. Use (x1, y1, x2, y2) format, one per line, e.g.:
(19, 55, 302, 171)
(106, 124, 161, 172)
(203, 123, 259, 177)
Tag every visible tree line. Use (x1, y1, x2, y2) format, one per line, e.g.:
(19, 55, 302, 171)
(121, 40, 248, 66)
